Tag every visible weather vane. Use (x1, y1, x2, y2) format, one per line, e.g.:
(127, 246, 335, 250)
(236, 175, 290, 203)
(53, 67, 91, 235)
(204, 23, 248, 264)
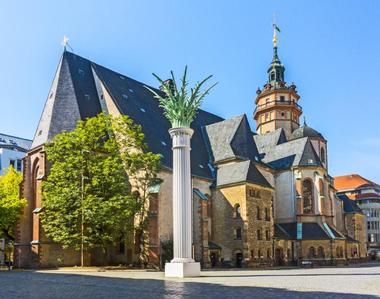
(272, 13, 281, 47)
(61, 35, 73, 52)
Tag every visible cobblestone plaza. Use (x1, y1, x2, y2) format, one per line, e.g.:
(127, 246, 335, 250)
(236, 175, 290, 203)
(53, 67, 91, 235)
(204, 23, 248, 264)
(1, 264, 379, 298)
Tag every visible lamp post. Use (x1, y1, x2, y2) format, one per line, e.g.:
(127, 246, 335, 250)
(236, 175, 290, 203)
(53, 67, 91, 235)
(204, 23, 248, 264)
(80, 149, 90, 267)
(146, 67, 216, 277)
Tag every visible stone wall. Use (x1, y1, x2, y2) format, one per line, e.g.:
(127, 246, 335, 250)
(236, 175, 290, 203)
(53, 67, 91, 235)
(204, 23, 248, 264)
(212, 183, 274, 267)
(345, 213, 367, 258)
(300, 239, 346, 265)
(245, 184, 273, 267)
(211, 185, 244, 264)
(274, 239, 294, 265)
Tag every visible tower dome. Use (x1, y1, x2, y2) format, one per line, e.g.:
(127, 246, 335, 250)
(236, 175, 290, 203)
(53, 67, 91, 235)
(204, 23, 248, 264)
(290, 123, 325, 140)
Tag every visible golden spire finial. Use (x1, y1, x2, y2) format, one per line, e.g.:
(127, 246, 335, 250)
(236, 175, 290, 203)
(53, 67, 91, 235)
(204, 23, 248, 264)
(272, 13, 280, 47)
(61, 35, 73, 52)
(273, 29, 278, 47)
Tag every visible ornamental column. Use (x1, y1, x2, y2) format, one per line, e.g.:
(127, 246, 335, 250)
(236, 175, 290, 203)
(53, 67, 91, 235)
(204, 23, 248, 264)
(165, 127, 200, 277)
(145, 66, 215, 278)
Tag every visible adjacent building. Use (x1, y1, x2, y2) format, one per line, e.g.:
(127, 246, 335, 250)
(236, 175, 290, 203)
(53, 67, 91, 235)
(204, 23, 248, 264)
(0, 133, 32, 175)
(335, 174, 380, 253)
(14, 33, 367, 268)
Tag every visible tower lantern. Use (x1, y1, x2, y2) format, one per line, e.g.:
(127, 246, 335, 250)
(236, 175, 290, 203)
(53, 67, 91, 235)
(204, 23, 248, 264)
(253, 24, 303, 138)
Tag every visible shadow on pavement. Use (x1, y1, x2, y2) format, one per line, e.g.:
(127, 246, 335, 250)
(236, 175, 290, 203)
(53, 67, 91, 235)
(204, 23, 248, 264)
(208, 272, 380, 278)
(0, 271, 377, 299)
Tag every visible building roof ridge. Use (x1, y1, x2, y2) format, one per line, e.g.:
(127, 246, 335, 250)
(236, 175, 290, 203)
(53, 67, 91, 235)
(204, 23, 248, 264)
(0, 132, 32, 142)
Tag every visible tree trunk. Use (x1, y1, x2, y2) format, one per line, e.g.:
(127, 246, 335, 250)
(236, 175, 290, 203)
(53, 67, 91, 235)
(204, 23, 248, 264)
(2, 228, 14, 242)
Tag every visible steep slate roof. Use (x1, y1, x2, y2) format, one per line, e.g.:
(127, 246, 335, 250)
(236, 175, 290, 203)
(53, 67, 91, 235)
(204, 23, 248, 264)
(204, 115, 259, 164)
(334, 174, 380, 191)
(259, 137, 305, 166)
(32, 51, 223, 179)
(267, 155, 296, 170)
(0, 133, 32, 152)
(256, 135, 322, 169)
(337, 194, 363, 214)
(32, 52, 102, 148)
(216, 160, 272, 188)
(254, 128, 287, 155)
(274, 223, 292, 240)
(298, 139, 323, 167)
(275, 222, 345, 240)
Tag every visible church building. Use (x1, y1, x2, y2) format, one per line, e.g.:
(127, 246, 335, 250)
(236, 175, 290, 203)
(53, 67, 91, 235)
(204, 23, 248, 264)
(14, 31, 367, 268)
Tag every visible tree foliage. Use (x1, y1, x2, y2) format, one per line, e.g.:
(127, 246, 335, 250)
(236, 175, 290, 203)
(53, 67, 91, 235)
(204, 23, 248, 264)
(41, 113, 160, 256)
(111, 115, 161, 264)
(145, 66, 217, 127)
(0, 166, 27, 241)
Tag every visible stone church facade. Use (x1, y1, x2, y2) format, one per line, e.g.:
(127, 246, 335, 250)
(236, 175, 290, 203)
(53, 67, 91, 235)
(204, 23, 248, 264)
(14, 37, 367, 268)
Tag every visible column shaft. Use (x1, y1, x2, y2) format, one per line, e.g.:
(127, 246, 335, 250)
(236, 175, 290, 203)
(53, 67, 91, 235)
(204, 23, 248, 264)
(169, 127, 194, 263)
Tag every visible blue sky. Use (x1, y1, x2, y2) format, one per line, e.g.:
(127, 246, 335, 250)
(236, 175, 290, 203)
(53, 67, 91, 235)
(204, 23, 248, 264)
(0, 0, 379, 182)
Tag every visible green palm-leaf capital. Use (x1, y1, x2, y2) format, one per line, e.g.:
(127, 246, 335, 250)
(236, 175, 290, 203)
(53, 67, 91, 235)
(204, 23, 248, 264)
(145, 66, 217, 128)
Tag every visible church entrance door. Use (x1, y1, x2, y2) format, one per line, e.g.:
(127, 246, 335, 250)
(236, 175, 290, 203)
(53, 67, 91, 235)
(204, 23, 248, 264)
(210, 252, 218, 267)
(235, 252, 243, 268)
(275, 248, 284, 266)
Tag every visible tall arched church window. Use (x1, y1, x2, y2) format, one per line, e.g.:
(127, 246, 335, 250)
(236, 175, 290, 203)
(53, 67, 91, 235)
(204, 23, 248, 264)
(32, 158, 40, 210)
(302, 179, 314, 214)
(319, 179, 325, 197)
(321, 147, 326, 164)
(318, 246, 325, 258)
(233, 204, 241, 218)
(308, 247, 316, 258)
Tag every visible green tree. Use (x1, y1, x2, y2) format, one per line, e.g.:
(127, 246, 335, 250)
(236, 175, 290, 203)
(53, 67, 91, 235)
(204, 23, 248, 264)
(0, 166, 27, 241)
(111, 115, 161, 266)
(41, 113, 160, 266)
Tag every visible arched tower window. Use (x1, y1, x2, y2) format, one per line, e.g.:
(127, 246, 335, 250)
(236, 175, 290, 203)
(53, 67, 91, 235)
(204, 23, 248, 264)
(233, 204, 241, 218)
(235, 227, 242, 240)
(257, 206, 261, 220)
(302, 179, 314, 214)
(265, 208, 270, 221)
(321, 147, 326, 164)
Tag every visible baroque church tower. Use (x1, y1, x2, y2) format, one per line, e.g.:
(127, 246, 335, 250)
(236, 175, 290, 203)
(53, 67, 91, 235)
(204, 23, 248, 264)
(253, 27, 302, 138)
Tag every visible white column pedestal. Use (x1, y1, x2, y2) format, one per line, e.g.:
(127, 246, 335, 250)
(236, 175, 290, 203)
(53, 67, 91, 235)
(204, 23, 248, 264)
(165, 127, 200, 278)
(165, 262, 201, 278)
